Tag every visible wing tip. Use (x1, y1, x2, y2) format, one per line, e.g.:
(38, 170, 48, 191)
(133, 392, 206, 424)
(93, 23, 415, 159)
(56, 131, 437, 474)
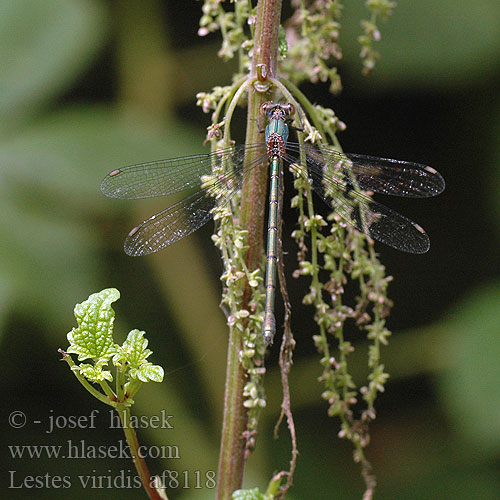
(100, 171, 122, 198)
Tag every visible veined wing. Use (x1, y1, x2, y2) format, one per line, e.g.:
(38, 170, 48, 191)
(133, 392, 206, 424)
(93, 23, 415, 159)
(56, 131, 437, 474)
(125, 188, 224, 256)
(285, 152, 431, 253)
(285, 143, 445, 198)
(117, 144, 268, 256)
(100, 145, 264, 200)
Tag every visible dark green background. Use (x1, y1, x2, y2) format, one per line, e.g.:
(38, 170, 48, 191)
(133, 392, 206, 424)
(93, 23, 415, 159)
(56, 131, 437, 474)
(1, 0, 499, 498)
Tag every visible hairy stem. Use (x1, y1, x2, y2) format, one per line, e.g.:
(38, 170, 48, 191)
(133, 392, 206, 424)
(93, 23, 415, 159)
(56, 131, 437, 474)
(216, 1, 283, 499)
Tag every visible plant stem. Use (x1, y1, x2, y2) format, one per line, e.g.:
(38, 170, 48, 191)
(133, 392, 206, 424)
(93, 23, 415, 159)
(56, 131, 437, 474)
(216, 324, 247, 500)
(118, 405, 166, 500)
(216, 2, 282, 499)
(250, 0, 283, 80)
(241, 1, 282, 269)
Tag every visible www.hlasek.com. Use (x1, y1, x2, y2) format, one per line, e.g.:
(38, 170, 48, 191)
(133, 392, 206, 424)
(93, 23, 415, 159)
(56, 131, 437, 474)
(9, 439, 179, 460)
(8, 469, 217, 490)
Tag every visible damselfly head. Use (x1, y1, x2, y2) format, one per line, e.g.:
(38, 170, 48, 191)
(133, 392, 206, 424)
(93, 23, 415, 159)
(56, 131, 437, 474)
(260, 102, 295, 122)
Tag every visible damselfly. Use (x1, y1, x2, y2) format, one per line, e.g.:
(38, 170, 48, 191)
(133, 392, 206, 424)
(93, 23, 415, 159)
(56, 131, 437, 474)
(101, 102, 445, 343)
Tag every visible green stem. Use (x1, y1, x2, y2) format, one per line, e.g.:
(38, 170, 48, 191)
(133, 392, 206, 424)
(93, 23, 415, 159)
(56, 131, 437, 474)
(211, 76, 249, 128)
(58, 351, 116, 407)
(216, 2, 282, 499)
(118, 404, 166, 500)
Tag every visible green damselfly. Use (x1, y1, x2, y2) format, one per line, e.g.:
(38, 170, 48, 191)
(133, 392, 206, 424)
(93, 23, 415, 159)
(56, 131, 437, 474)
(101, 102, 445, 344)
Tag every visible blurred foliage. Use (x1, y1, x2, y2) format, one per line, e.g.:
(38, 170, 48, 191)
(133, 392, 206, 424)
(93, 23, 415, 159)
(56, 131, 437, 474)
(439, 283, 500, 457)
(341, 0, 500, 88)
(0, 0, 106, 128)
(0, 0, 205, 337)
(1, 0, 500, 499)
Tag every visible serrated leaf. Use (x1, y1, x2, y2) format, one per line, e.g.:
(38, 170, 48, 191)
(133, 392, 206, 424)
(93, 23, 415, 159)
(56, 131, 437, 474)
(78, 362, 113, 383)
(121, 329, 152, 368)
(67, 288, 119, 361)
(128, 363, 164, 383)
(112, 330, 164, 383)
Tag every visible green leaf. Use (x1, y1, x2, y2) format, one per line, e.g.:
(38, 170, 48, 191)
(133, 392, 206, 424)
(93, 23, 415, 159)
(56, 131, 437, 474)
(77, 360, 113, 383)
(67, 288, 119, 361)
(232, 488, 265, 500)
(122, 329, 152, 368)
(129, 363, 164, 383)
(113, 330, 164, 383)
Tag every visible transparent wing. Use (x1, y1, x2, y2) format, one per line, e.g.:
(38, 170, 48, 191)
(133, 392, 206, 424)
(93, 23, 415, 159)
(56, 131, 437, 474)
(283, 149, 433, 253)
(100, 145, 263, 199)
(125, 189, 221, 256)
(285, 142, 445, 198)
(109, 144, 267, 256)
